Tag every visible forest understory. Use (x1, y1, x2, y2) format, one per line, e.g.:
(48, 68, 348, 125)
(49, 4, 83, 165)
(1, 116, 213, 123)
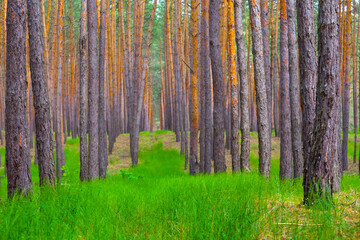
(0, 131, 359, 239)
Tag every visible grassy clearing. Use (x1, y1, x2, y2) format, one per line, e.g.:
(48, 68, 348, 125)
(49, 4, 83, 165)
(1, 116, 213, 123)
(0, 132, 359, 239)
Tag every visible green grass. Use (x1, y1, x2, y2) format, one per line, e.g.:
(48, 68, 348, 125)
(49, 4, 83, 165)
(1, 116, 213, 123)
(0, 133, 359, 239)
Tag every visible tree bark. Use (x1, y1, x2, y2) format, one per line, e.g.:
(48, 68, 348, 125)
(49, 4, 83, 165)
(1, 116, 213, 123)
(87, 0, 99, 179)
(304, 0, 339, 203)
(297, 0, 317, 191)
(260, 0, 272, 135)
(341, 0, 351, 171)
(287, 0, 303, 178)
(190, 0, 201, 174)
(228, 0, 240, 172)
(200, 0, 212, 174)
(248, 0, 271, 176)
(6, 0, 32, 197)
(79, 0, 88, 181)
(235, 0, 250, 171)
(279, 0, 292, 180)
(210, 0, 226, 173)
(27, 0, 56, 186)
(98, 0, 108, 179)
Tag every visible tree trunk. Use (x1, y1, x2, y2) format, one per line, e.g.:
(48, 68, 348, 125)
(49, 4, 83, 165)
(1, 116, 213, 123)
(248, 0, 271, 176)
(341, 0, 351, 171)
(279, 0, 292, 180)
(287, 0, 303, 178)
(87, 0, 99, 179)
(210, 0, 226, 173)
(55, 0, 65, 183)
(304, 0, 339, 203)
(79, 0, 88, 181)
(234, 0, 250, 171)
(200, 0, 212, 174)
(27, 0, 56, 186)
(190, 0, 201, 174)
(228, 0, 239, 172)
(6, 0, 32, 197)
(98, 0, 108, 179)
(260, 0, 272, 135)
(297, 0, 317, 192)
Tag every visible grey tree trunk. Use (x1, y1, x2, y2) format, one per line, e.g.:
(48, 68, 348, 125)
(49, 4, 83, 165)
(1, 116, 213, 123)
(287, 0, 303, 178)
(55, 0, 65, 183)
(297, 0, 317, 192)
(260, 0, 272, 135)
(6, 0, 33, 197)
(87, 0, 99, 179)
(27, 0, 56, 186)
(210, 0, 226, 173)
(248, 0, 271, 176)
(79, 0, 88, 181)
(201, 0, 212, 174)
(173, 0, 181, 143)
(234, 0, 250, 172)
(98, 0, 108, 179)
(279, 0, 292, 180)
(304, 0, 339, 203)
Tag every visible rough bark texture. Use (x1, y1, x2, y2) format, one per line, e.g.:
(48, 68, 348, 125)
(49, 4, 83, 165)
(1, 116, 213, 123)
(87, 0, 99, 179)
(248, 0, 271, 176)
(55, 0, 65, 183)
(304, 0, 339, 203)
(210, 0, 226, 173)
(190, 0, 201, 174)
(260, 0, 272, 134)
(287, 0, 303, 178)
(79, 0, 88, 181)
(98, 0, 108, 179)
(297, 0, 317, 190)
(279, 0, 292, 180)
(200, 0, 212, 174)
(27, 0, 56, 186)
(228, 0, 240, 172)
(234, 0, 250, 171)
(6, 0, 33, 197)
(341, 0, 351, 171)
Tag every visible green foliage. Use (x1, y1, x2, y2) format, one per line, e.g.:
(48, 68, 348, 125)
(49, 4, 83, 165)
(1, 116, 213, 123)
(0, 133, 359, 239)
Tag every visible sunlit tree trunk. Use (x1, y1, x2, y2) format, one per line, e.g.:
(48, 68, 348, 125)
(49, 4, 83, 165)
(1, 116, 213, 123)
(227, 0, 239, 172)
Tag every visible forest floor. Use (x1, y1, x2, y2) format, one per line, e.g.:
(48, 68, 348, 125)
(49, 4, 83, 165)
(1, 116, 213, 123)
(0, 131, 359, 239)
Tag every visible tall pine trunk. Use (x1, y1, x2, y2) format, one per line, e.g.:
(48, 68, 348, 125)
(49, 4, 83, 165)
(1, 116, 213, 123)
(234, 0, 250, 171)
(279, 0, 292, 179)
(287, 0, 303, 178)
(248, 0, 271, 176)
(27, 0, 56, 185)
(87, 0, 99, 179)
(304, 0, 339, 203)
(79, 0, 88, 181)
(6, 0, 32, 197)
